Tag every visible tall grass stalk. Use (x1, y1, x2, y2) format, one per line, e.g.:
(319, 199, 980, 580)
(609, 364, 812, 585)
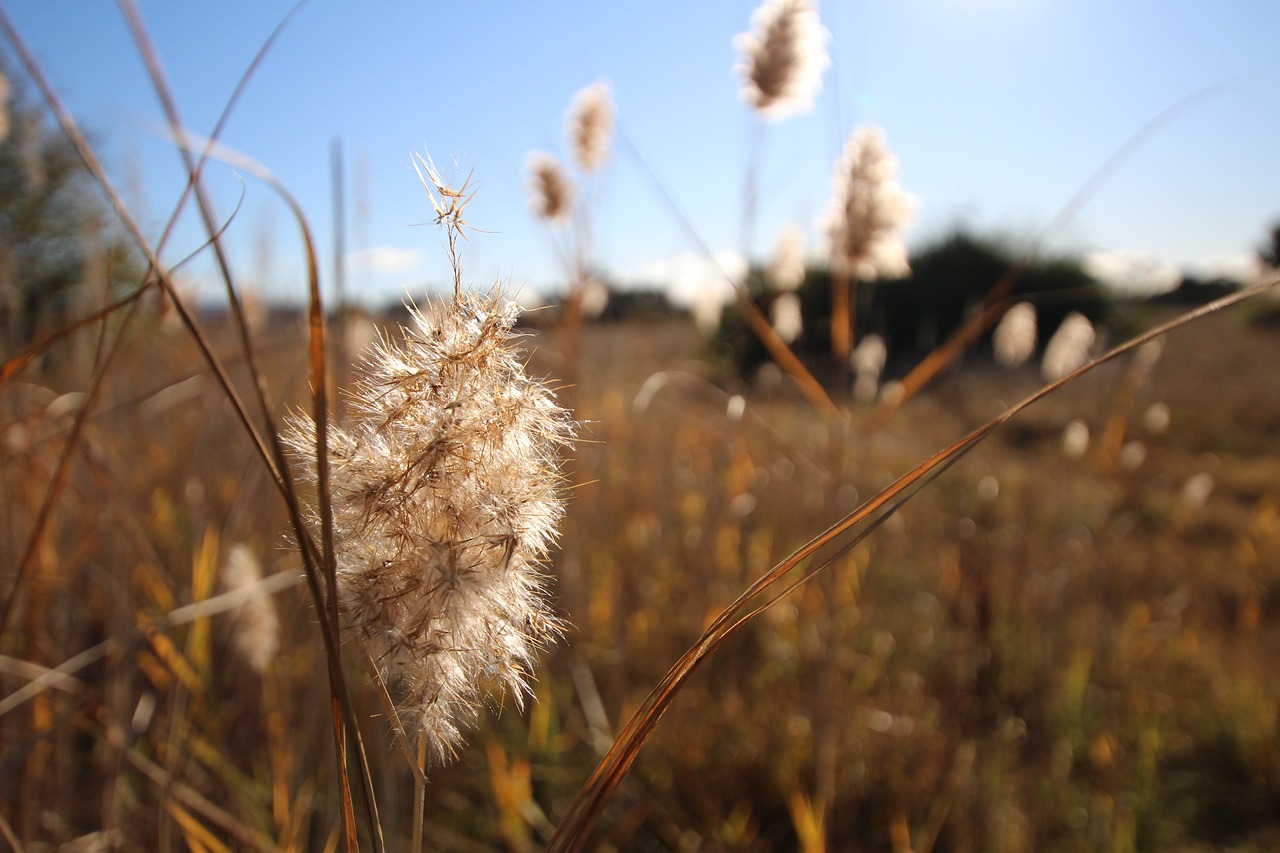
(0, 5, 384, 846)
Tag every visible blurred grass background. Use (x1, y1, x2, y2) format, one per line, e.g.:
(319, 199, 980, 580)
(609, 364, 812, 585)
(4, 292, 1279, 850)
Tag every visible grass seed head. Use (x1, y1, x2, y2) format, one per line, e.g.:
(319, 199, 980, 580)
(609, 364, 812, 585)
(1062, 418, 1091, 459)
(527, 152, 574, 225)
(566, 81, 614, 173)
(734, 0, 829, 120)
(286, 290, 574, 764)
(221, 544, 279, 676)
(852, 333, 887, 403)
(994, 302, 1038, 368)
(1042, 311, 1096, 381)
(770, 291, 803, 343)
(769, 223, 806, 292)
(824, 125, 914, 281)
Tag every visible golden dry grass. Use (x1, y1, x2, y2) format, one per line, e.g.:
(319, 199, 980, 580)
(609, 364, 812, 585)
(8, 296, 1279, 850)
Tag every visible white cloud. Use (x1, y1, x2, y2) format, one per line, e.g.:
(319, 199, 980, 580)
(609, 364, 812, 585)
(1085, 249, 1263, 296)
(349, 245, 427, 274)
(1182, 251, 1261, 283)
(1084, 250, 1180, 296)
(632, 250, 747, 333)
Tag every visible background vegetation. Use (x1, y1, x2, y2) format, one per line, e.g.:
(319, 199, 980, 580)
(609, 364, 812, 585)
(3, 12, 1280, 853)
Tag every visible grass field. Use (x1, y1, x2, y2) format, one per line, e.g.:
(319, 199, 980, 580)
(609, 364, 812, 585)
(3, 1, 1279, 847)
(4, 294, 1279, 851)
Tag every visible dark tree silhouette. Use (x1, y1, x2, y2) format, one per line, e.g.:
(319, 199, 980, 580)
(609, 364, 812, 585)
(719, 228, 1107, 383)
(0, 64, 138, 355)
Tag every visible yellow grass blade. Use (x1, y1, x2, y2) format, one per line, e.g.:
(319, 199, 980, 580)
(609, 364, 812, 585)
(166, 800, 233, 853)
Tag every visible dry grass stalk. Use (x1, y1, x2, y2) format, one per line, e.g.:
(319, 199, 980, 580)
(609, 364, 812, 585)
(285, 289, 574, 765)
(566, 81, 613, 173)
(734, 0, 829, 120)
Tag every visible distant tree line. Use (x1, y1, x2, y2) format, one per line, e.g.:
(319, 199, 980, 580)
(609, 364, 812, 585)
(719, 229, 1110, 380)
(0, 63, 141, 357)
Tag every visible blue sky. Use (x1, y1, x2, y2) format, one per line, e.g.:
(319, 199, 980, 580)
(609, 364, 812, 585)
(4, 0, 1278, 309)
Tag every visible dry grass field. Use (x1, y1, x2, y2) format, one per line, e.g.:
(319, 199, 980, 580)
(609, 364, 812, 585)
(3, 2, 1279, 848)
(4, 294, 1279, 851)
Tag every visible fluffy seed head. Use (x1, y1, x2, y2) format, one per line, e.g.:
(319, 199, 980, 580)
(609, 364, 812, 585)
(526, 152, 573, 225)
(734, 0, 830, 120)
(221, 544, 279, 676)
(824, 125, 914, 281)
(993, 302, 1037, 368)
(1143, 402, 1171, 435)
(769, 223, 806, 292)
(566, 81, 614, 173)
(852, 333, 888, 403)
(1041, 312, 1095, 381)
(770, 292, 803, 343)
(1119, 440, 1147, 471)
(1180, 472, 1215, 510)
(1062, 418, 1090, 459)
(285, 291, 574, 764)
(852, 333, 887, 378)
(1135, 337, 1164, 370)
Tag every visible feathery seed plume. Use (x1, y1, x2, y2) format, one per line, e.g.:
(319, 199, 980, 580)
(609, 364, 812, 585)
(1135, 338, 1164, 368)
(1119, 440, 1147, 471)
(286, 289, 574, 765)
(1180, 472, 1215, 510)
(993, 302, 1037, 368)
(1062, 419, 1090, 459)
(566, 81, 614, 173)
(824, 125, 914, 281)
(852, 333, 887, 403)
(734, 0, 830, 120)
(526, 152, 573, 225)
(769, 223, 806, 292)
(221, 544, 279, 676)
(1143, 402, 1171, 435)
(579, 277, 610, 320)
(770, 292, 803, 343)
(852, 333, 887, 378)
(1041, 312, 1095, 381)
(879, 380, 906, 407)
